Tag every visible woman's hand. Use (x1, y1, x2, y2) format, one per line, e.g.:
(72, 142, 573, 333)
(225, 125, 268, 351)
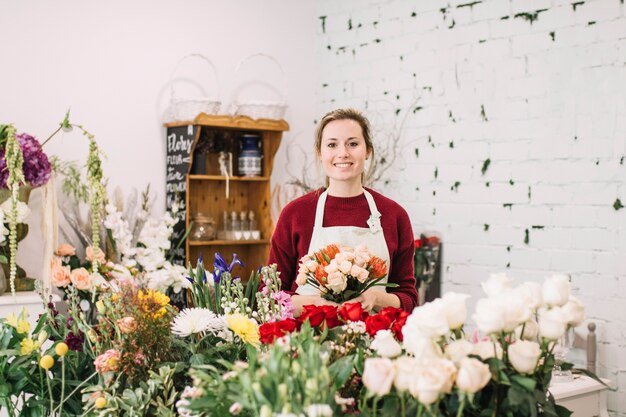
(349, 289, 401, 313)
(291, 294, 339, 317)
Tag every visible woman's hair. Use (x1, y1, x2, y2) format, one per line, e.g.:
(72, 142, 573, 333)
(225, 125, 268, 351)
(314, 108, 375, 185)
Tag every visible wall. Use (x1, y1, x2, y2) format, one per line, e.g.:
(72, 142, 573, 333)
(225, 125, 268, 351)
(0, 0, 317, 279)
(315, 0, 626, 413)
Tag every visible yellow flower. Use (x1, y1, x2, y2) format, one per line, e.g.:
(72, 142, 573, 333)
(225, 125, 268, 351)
(95, 300, 106, 314)
(55, 342, 69, 357)
(226, 313, 260, 348)
(4, 308, 30, 334)
(95, 397, 107, 409)
(40, 355, 54, 370)
(20, 338, 41, 355)
(137, 289, 171, 319)
(111, 294, 119, 302)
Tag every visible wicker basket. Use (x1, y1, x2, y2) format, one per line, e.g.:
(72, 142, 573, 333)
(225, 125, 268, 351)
(231, 53, 288, 120)
(162, 53, 221, 123)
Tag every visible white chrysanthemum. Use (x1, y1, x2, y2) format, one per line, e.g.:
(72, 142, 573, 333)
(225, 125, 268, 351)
(172, 308, 225, 337)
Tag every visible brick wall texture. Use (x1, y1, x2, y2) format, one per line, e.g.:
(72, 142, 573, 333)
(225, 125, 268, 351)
(314, 0, 626, 413)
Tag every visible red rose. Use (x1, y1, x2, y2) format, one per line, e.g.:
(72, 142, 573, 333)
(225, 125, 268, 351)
(259, 319, 299, 344)
(378, 307, 409, 341)
(414, 239, 423, 249)
(338, 302, 369, 322)
(364, 313, 393, 337)
(299, 304, 341, 329)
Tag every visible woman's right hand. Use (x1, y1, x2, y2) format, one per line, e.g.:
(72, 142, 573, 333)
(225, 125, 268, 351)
(291, 294, 338, 317)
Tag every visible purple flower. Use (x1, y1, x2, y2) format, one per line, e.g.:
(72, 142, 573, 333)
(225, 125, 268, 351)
(65, 331, 84, 352)
(0, 133, 51, 188)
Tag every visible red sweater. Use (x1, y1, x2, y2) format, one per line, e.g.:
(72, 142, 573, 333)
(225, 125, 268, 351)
(268, 187, 418, 312)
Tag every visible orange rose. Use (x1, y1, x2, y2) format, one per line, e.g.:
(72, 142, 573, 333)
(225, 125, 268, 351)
(116, 317, 137, 334)
(54, 243, 76, 257)
(70, 267, 92, 291)
(50, 258, 71, 287)
(86, 246, 106, 263)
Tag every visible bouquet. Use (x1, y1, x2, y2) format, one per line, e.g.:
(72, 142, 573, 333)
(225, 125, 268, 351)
(296, 243, 396, 303)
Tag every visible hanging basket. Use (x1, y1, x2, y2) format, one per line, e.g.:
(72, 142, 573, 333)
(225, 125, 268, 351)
(231, 53, 288, 120)
(162, 53, 221, 123)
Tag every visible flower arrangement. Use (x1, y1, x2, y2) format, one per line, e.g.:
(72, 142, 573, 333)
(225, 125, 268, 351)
(413, 233, 441, 287)
(296, 243, 395, 302)
(0, 132, 51, 188)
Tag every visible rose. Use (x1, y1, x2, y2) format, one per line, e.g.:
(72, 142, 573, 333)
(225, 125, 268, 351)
(365, 312, 393, 337)
(472, 298, 506, 335)
(296, 272, 308, 286)
(326, 271, 347, 293)
(394, 356, 419, 392)
(440, 292, 470, 330)
(538, 307, 567, 340)
(298, 305, 341, 329)
(456, 357, 492, 393)
(404, 298, 449, 338)
(70, 267, 92, 291)
(402, 332, 443, 359)
(430, 358, 457, 393)
(86, 246, 106, 263)
(445, 339, 474, 363)
(515, 320, 539, 341)
(259, 319, 299, 344)
(50, 258, 71, 287)
(498, 290, 532, 332)
(370, 329, 402, 358)
(472, 340, 503, 360)
(362, 357, 396, 396)
(338, 302, 368, 322)
(379, 307, 409, 341)
(543, 274, 570, 307)
(508, 340, 542, 374)
(408, 366, 448, 405)
(350, 264, 369, 283)
(54, 243, 76, 257)
(481, 272, 514, 297)
(561, 296, 585, 326)
(516, 281, 543, 310)
(116, 317, 137, 334)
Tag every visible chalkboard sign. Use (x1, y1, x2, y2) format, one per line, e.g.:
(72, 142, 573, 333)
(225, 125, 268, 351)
(165, 124, 197, 265)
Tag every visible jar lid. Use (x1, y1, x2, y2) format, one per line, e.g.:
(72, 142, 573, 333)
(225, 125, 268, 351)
(192, 213, 214, 222)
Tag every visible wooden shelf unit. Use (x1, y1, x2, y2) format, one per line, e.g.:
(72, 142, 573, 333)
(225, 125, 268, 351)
(165, 114, 288, 275)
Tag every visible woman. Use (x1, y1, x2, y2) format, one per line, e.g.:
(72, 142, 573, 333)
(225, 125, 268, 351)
(269, 108, 418, 315)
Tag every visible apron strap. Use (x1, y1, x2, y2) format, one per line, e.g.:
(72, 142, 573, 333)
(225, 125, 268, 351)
(315, 189, 382, 233)
(314, 190, 329, 228)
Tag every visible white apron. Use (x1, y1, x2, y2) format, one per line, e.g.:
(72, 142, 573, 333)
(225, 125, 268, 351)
(296, 189, 391, 295)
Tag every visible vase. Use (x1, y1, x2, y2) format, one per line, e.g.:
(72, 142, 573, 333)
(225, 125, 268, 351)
(0, 185, 36, 292)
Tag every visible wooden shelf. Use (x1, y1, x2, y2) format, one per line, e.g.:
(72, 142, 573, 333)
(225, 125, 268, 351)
(188, 239, 269, 246)
(189, 175, 270, 182)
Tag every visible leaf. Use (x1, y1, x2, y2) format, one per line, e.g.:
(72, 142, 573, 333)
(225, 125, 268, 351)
(511, 374, 537, 392)
(328, 355, 355, 389)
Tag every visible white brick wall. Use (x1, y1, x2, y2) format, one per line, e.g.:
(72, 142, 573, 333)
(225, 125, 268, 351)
(314, 0, 626, 413)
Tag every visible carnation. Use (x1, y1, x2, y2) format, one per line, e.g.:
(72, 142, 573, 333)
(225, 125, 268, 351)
(0, 133, 51, 188)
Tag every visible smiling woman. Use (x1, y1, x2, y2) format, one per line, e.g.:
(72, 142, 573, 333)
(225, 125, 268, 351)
(268, 109, 418, 316)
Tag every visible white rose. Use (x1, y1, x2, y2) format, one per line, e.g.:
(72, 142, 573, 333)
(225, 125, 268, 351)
(394, 356, 419, 392)
(543, 274, 571, 307)
(408, 366, 447, 405)
(402, 332, 443, 359)
(482, 273, 514, 297)
(445, 339, 474, 363)
(371, 330, 402, 358)
(441, 292, 470, 330)
(456, 357, 491, 393)
(350, 264, 369, 283)
(305, 404, 333, 417)
(538, 307, 567, 340)
(338, 260, 352, 275)
(362, 358, 396, 396)
(323, 261, 338, 274)
(515, 320, 539, 342)
(326, 272, 347, 293)
(561, 296, 585, 327)
(472, 341, 503, 360)
(305, 260, 318, 272)
(429, 358, 457, 393)
(508, 340, 542, 374)
(498, 291, 532, 332)
(405, 299, 449, 339)
(515, 281, 543, 311)
(296, 272, 308, 286)
(472, 298, 506, 335)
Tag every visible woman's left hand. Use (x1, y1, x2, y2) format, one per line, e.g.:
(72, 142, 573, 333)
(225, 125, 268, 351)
(348, 288, 402, 312)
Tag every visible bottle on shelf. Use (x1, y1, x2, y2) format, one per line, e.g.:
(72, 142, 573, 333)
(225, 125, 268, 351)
(249, 210, 260, 240)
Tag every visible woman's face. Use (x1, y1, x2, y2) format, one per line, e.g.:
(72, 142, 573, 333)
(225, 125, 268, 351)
(319, 119, 370, 186)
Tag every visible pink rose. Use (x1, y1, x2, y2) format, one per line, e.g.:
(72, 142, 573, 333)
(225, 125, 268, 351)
(86, 246, 106, 263)
(70, 268, 92, 291)
(50, 258, 71, 288)
(116, 317, 137, 334)
(54, 243, 76, 257)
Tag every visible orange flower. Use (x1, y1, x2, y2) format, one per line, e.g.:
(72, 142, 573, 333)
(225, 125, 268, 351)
(314, 251, 329, 266)
(314, 265, 328, 284)
(322, 243, 340, 259)
(368, 256, 388, 279)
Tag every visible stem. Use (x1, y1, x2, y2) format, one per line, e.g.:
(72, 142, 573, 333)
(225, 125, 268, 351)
(52, 371, 99, 415)
(456, 396, 466, 417)
(416, 403, 424, 417)
(45, 369, 54, 413)
(372, 396, 378, 417)
(400, 393, 406, 417)
(41, 125, 62, 147)
(58, 358, 66, 413)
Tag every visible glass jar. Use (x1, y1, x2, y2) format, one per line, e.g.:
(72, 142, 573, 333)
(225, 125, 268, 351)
(189, 213, 217, 241)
